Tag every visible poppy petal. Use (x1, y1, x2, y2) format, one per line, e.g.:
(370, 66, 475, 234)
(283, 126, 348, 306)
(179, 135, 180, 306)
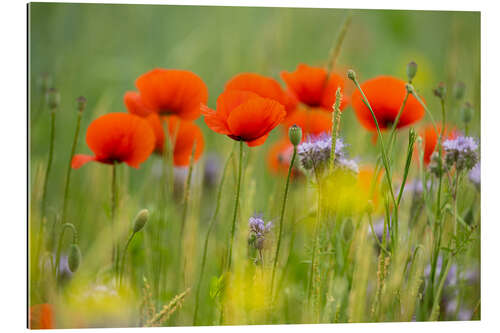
(281, 64, 327, 107)
(226, 97, 286, 141)
(71, 154, 96, 169)
(85, 113, 155, 168)
(124, 91, 153, 117)
(202, 105, 231, 135)
(246, 133, 269, 147)
(136, 68, 208, 120)
(167, 116, 205, 166)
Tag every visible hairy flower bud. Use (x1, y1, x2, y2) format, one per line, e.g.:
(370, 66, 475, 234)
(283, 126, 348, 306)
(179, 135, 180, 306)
(347, 69, 356, 81)
(68, 243, 81, 273)
(133, 209, 149, 233)
(406, 61, 418, 82)
(288, 124, 302, 146)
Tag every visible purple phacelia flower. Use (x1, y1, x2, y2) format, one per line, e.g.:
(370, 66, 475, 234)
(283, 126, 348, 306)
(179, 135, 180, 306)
(297, 133, 348, 173)
(443, 136, 479, 171)
(249, 215, 273, 250)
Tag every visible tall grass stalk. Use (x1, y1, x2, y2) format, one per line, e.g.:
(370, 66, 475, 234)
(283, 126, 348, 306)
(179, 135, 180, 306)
(193, 150, 233, 325)
(62, 103, 84, 222)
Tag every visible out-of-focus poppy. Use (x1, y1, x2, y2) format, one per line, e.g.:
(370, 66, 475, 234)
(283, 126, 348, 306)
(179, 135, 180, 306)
(202, 90, 286, 147)
(123, 91, 153, 117)
(267, 137, 299, 176)
(30, 303, 54, 329)
(135, 68, 208, 121)
(351, 76, 425, 131)
(420, 124, 457, 164)
(225, 72, 297, 113)
(357, 166, 382, 207)
(144, 113, 205, 166)
(281, 63, 348, 111)
(71, 113, 155, 169)
(282, 108, 332, 138)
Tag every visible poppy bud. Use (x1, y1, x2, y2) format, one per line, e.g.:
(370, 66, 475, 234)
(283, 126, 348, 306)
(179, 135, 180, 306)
(433, 82, 446, 99)
(347, 69, 356, 81)
(288, 124, 302, 146)
(461, 102, 474, 124)
(133, 209, 149, 233)
(76, 96, 87, 112)
(47, 88, 60, 110)
(68, 243, 81, 273)
(406, 61, 418, 82)
(453, 81, 466, 100)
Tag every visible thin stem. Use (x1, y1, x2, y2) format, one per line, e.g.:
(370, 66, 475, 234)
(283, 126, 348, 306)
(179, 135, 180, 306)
(387, 90, 410, 157)
(119, 232, 136, 288)
(179, 142, 197, 250)
(193, 150, 233, 325)
(367, 212, 390, 256)
(271, 146, 297, 296)
(62, 111, 83, 222)
(111, 162, 118, 277)
(35, 108, 56, 277)
(227, 140, 244, 272)
(307, 178, 322, 311)
(327, 14, 352, 73)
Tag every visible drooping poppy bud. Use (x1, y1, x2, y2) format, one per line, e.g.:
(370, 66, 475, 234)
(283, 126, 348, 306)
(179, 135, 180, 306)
(347, 69, 356, 81)
(47, 88, 60, 110)
(433, 82, 447, 99)
(68, 243, 81, 273)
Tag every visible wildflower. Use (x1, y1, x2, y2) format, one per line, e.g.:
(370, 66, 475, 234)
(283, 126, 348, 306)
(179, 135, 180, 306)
(468, 162, 480, 189)
(281, 63, 348, 111)
(336, 157, 359, 174)
(224, 72, 297, 113)
(202, 90, 286, 146)
(420, 124, 456, 165)
(248, 215, 273, 250)
(135, 68, 208, 120)
(282, 108, 332, 137)
(442, 136, 479, 172)
(351, 76, 425, 131)
(71, 113, 155, 169)
(30, 303, 54, 329)
(143, 113, 205, 166)
(297, 133, 345, 172)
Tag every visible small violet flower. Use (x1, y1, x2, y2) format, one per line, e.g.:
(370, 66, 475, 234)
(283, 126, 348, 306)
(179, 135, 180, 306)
(442, 136, 479, 172)
(248, 215, 273, 250)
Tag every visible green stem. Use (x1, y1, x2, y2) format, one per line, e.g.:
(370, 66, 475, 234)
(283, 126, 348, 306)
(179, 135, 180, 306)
(270, 146, 297, 297)
(193, 150, 233, 325)
(179, 143, 197, 251)
(111, 162, 118, 277)
(227, 140, 244, 272)
(62, 111, 83, 222)
(119, 232, 136, 288)
(307, 178, 322, 311)
(327, 14, 352, 73)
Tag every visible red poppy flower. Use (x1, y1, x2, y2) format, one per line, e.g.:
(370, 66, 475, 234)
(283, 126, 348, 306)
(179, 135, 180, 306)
(282, 108, 332, 138)
(135, 68, 208, 120)
(30, 304, 54, 329)
(420, 124, 457, 164)
(351, 76, 425, 131)
(71, 113, 155, 169)
(143, 113, 205, 166)
(225, 72, 298, 113)
(123, 91, 153, 117)
(281, 63, 348, 111)
(202, 90, 286, 147)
